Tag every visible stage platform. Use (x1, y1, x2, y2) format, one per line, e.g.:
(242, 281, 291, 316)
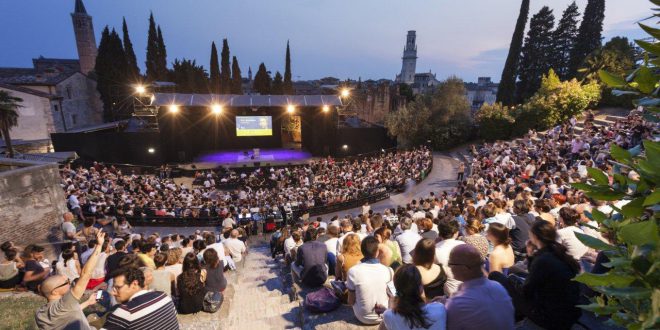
(189, 148, 313, 168)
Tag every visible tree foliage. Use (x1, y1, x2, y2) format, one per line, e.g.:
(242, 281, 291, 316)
(553, 2, 580, 80)
(253, 63, 271, 95)
(475, 102, 515, 141)
(220, 39, 231, 94)
(386, 77, 473, 148)
(0, 90, 22, 158)
(283, 41, 293, 94)
(231, 56, 243, 95)
(122, 17, 140, 80)
(569, 0, 605, 77)
(209, 41, 220, 94)
(96, 27, 130, 121)
(168, 59, 208, 93)
(497, 0, 530, 106)
(145, 13, 167, 81)
(517, 6, 556, 102)
(576, 4, 660, 327)
(272, 71, 284, 95)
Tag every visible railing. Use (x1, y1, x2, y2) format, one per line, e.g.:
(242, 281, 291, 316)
(126, 214, 283, 227)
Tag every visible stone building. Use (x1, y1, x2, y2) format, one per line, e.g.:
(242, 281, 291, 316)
(395, 31, 441, 95)
(0, 0, 103, 152)
(465, 77, 499, 110)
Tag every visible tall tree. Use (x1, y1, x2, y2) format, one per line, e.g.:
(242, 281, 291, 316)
(122, 17, 140, 80)
(283, 40, 293, 94)
(272, 71, 284, 95)
(145, 13, 159, 81)
(553, 2, 580, 80)
(220, 39, 231, 94)
(209, 41, 220, 94)
(0, 90, 22, 158)
(231, 56, 243, 95)
(569, 0, 606, 77)
(496, 0, 530, 105)
(517, 6, 556, 102)
(96, 27, 130, 121)
(169, 58, 208, 93)
(253, 63, 272, 94)
(156, 25, 168, 79)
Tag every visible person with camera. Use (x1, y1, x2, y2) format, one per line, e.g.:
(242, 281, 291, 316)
(35, 230, 106, 329)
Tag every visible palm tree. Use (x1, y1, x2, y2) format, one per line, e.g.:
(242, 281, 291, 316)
(0, 90, 23, 158)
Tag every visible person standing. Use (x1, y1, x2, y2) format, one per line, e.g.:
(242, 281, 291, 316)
(456, 163, 465, 181)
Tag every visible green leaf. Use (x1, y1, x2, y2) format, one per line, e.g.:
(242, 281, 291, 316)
(613, 174, 628, 187)
(611, 90, 639, 97)
(575, 232, 616, 251)
(640, 23, 660, 40)
(588, 167, 609, 185)
(636, 40, 660, 57)
(644, 190, 660, 206)
(619, 220, 659, 246)
(571, 182, 594, 192)
(577, 303, 620, 315)
(621, 197, 647, 218)
(599, 287, 653, 300)
(637, 97, 660, 107)
(599, 70, 627, 88)
(611, 144, 632, 164)
(602, 257, 632, 268)
(575, 272, 636, 288)
(634, 66, 658, 94)
(591, 209, 608, 222)
(644, 140, 660, 161)
(588, 191, 626, 201)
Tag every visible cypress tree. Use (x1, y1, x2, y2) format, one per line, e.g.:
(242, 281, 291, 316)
(496, 0, 530, 105)
(553, 2, 580, 80)
(156, 25, 168, 79)
(517, 6, 555, 102)
(209, 41, 220, 94)
(96, 27, 129, 121)
(272, 71, 284, 95)
(569, 0, 605, 77)
(283, 41, 293, 94)
(122, 17, 140, 80)
(145, 13, 159, 81)
(170, 58, 208, 93)
(253, 63, 271, 95)
(220, 39, 231, 94)
(231, 56, 243, 95)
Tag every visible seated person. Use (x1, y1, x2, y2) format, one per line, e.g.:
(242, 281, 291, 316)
(347, 236, 394, 325)
(292, 228, 328, 287)
(0, 248, 24, 289)
(22, 245, 50, 292)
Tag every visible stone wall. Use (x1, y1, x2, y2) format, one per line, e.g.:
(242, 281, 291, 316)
(54, 73, 104, 131)
(0, 159, 66, 259)
(1, 86, 55, 141)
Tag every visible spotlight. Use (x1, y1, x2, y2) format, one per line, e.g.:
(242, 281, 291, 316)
(340, 89, 350, 98)
(135, 85, 146, 95)
(287, 105, 295, 113)
(322, 105, 330, 112)
(342, 144, 348, 150)
(147, 148, 155, 154)
(168, 104, 179, 113)
(211, 104, 223, 115)
(381, 148, 385, 153)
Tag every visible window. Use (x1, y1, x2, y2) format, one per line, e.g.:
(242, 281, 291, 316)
(66, 86, 72, 99)
(53, 104, 59, 112)
(71, 114, 78, 126)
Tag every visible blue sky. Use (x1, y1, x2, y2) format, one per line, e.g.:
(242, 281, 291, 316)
(0, 0, 651, 82)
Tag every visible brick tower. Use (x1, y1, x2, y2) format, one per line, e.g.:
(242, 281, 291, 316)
(71, 0, 97, 74)
(397, 31, 418, 84)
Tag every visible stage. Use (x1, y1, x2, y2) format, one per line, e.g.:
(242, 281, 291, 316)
(194, 148, 313, 167)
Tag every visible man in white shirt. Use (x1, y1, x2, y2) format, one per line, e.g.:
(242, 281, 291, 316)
(434, 217, 465, 296)
(223, 229, 247, 263)
(394, 217, 422, 264)
(347, 237, 393, 325)
(222, 216, 236, 229)
(557, 207, 589, 260)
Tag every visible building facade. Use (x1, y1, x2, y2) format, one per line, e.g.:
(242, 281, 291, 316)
(465, 77, 498, 110)
(0, 0, 103, 152)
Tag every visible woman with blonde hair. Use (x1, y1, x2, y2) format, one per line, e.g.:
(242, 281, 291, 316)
(164, 247, 183, 278)
(335, 233, 363, 281)
(374, 226, 402, 269)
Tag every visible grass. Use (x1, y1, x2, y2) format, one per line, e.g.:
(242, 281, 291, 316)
(0, 295, 45, 330)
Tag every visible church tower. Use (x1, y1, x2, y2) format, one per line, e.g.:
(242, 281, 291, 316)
(71, 0, 97, 74)
(397, 31, 417, 84)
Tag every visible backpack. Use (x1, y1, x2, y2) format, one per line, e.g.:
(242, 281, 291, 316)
(203, 291, 224, 313)
(304, 287, 340, 313)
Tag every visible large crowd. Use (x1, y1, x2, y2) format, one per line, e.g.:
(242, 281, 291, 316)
(60, 147, 432, 221)
(0, 110, 656, 330)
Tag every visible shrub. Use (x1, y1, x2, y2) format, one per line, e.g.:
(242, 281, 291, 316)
(475, 102, 514, 141)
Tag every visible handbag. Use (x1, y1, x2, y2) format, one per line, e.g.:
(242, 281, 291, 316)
(203, 291, 224, 313)
(304, 287, 340, 313)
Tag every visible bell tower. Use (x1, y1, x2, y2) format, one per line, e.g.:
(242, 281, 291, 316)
(398, 31, 418, 85)
(71, 0, 97, 74)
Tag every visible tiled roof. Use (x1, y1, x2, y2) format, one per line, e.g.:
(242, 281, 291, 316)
(0, 57, 81, 86)
(0, 83, 62, 100)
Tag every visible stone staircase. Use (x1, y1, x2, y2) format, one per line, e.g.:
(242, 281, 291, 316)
(178, 236, 301, 329)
